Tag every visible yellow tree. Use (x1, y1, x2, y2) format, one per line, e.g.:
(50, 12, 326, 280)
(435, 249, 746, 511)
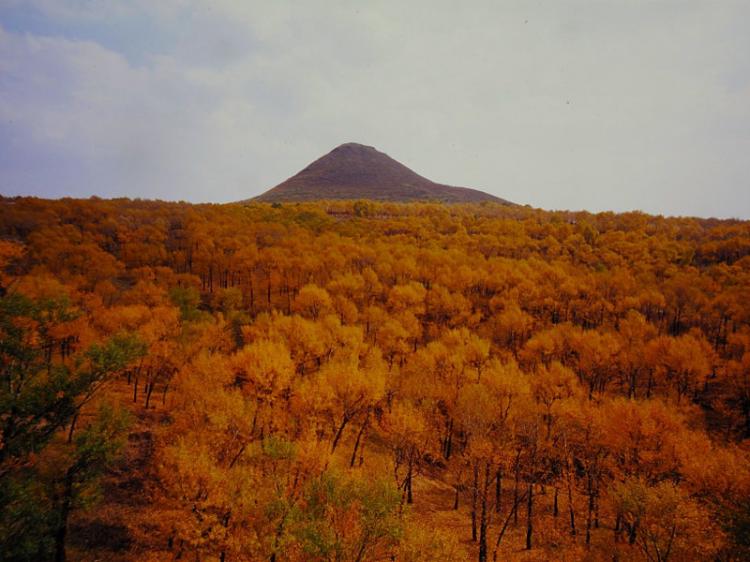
(293, 284, 333, 320)
(611, 478, 719, 561)
(380, 401, 432, 505)
(303, 338, 386, 455)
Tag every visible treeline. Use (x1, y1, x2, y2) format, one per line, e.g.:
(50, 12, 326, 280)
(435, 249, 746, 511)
(1, 196, 749, 561)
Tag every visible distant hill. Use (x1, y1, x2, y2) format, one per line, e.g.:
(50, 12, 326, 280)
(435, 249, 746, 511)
(253, 143, 511, 204)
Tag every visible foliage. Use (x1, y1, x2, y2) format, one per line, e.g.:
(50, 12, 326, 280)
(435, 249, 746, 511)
(1, 196, 750, 560)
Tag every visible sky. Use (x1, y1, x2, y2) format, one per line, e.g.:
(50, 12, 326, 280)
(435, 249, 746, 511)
(1, 1, 749, 218)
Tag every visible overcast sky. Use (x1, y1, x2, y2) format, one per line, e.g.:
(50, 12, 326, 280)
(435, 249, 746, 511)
(1, 1, 749, 218)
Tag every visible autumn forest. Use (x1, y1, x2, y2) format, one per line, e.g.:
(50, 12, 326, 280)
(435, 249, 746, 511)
(2, 196, 750, 562)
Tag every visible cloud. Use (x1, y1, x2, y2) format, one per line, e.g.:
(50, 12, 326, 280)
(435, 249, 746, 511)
(0, 23, 270, 201)
(0, 1, 749, 217)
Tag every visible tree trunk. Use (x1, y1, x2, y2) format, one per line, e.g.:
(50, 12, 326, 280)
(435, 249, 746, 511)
(219, 511, 231, 562)
(331, 416, 349, 453)
(567, 460, 577, 536)
(406, 457, 414, 505)
(444, 418, 454, 460)
(145, 379, 155, 409)
(54, 473, 74, 562)
(627, 520, 638, 545)
(525, 482, 534, 550)
(356, 429, 367, 467)
(586, 480, 594, 545)
(513, 457, 520, 525)
(284, 279, 291, 315)
(471, 461, 479, 541)
(249, 276, 255, 315)
(594, 491, 600, 529)
(554, 486, 559, 517)
(492, 490, 527, 561)
(350, 415, 369, 468)
(495, 468, 502, 513)
(67, 413, 79, 444)
(614, 512, 622, 543)
(479, 462, 490, 562)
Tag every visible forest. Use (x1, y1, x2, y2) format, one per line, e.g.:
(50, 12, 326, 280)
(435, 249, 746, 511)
(1, 195, 750, 561)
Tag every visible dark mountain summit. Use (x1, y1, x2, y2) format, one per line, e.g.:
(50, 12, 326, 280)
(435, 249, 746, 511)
(254, 143, 510, 204)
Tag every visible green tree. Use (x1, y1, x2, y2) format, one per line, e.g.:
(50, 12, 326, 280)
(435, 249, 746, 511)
(53, 405, 132, 562)
(291, 471, 403, 562)
(0, 292, 143, 560)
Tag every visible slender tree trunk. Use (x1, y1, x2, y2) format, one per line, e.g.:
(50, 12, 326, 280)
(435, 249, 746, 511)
(586, 477, 594, 546)
(525, 483, 534, 550)
(614, 513, 622, 543)
(350, 415, 369, 468)
(495, 468, 502, 513)
(269, 513, 288, 562)
(628, 520, 638, 545)
(54, 473, 74, 562)
(67, 413, 79, 444)
(284, 279, 291, 315)
(594, 491, 600, 529)
(444, 418, 454, 460)
(249, 275, 255, 315)
(145, 378, 155, 409)
(479, 462, 490, 562)
(406, 456, 414, 505)
(219, 511, 231, 562)
(513, 457, 520, 525)
(471, 461, 479, 541)
(492, 491, 528, 561)
(331, 416, 349, 453)
(356, 429, 367, 467)
(566, 460, 576, 536)
(554, 486, 559, 517)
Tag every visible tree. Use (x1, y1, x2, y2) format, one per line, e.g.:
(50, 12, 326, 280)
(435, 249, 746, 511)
(0, 292, 143, 475)
(381, 401, 432, 505)
(617, 310, 656, 398)
(298, 332, 386, 455)
(293, 284, 333, 320)
(53, 405, 132, 562)
(612, 478, 719, 561)
(647, 332, 713, 404)
(290, 471, 403, 562)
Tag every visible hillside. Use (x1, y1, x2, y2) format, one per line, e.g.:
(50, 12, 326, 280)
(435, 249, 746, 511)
(254, 143, 510, 204)
(1, 198, 750, 561)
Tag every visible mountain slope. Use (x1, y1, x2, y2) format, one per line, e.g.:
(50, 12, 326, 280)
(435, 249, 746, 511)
(254, 143, 510, 204)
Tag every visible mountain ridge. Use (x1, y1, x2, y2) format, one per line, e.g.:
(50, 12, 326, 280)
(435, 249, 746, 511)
(253, 143, 511, 204)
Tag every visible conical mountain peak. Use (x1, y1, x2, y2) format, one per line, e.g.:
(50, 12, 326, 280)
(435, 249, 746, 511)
(255, 143, 510, 204)
(331, 142, 377, 151)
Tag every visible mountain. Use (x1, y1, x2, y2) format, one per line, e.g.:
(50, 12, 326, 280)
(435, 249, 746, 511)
(254, 143, 510, 204)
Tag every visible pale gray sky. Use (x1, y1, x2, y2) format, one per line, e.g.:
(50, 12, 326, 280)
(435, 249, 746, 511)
(1, 1, 749, 218)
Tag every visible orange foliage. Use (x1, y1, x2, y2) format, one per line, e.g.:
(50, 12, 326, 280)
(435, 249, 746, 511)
(1, 196, 750, 560)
